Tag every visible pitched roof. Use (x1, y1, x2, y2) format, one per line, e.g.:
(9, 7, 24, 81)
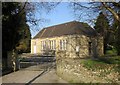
(33, 21, 97, 39)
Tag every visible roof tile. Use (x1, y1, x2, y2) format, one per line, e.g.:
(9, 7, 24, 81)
(33, 21, 96, 39)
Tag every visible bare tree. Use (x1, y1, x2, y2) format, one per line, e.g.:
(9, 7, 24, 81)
(69, 2, 120, 25)
(24, 2, 61, 30)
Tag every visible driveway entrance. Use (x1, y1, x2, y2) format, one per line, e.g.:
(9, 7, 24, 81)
(1, 55, 68, 84)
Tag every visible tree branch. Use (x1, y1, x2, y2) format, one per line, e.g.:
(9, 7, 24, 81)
(101, 2, 120, 22)
(17, 1, 28, 16)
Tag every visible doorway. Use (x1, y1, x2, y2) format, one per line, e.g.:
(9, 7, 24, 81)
(34, 45, 36, 53)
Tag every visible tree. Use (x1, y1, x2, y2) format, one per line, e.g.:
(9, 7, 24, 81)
(2, 2, 31, 71)
(70, 2, 120, 24)
(115, 21, 120, 55)
(70, 2, 120, 55)
(15, 8, 31, 54)
(101, 2, 120, 22)
(94, 12, 109, 54)
(16, 24, 31, 54)
(112, 13, 120, 55)
(2, 3, 21, 70)
(2, 2, 60, 71)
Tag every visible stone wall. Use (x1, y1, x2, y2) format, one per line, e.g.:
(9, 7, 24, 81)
(89, 36, 104, 57)
(56, 59, 119, 83)
(31, 34, 93, 58)
(97, 36, 104, 56)
(31, 34, 104, 58)
(6, 50, 19, 71)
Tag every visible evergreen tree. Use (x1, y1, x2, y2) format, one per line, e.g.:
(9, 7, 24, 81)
(115, 23, 120, 55)
(94, 12, 110, 54)
(15, 8, 31, 53)
(2, 2, 31, 53)
(113, 13, 120, 55)
(2, 2, 31, 70)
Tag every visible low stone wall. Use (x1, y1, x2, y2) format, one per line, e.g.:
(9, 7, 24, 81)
(56, 59, 119, 83)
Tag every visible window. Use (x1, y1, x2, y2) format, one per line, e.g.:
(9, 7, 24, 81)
(50, 40, 52, 50)
(51, 40, 53, 50)
(64, 40, 67, 50)
(62, 40, 64, 50)
(41, 41, 47, 50)
(51, 40, 54, 50)
(41, 40, 57, 51)
(60, 40, 62, 50)
(59, 40, 67, 50)
(49, 40, 54, 50)
(48, 40, 56, 50)
(52, 40, 54, 50)
(48, 40, 50, 49)
(53, 40, 56, 50)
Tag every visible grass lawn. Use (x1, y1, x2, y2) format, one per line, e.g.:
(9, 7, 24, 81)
(80, 56, 120, 72)
(81, 48, 120, 72)
(80, 55, 120, 83)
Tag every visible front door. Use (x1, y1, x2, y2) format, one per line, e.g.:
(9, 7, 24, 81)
(34, 45, 36, 53)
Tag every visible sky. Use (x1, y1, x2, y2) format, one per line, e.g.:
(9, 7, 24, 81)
(44, 3, 75, 26)
(27, 2, 98, 38)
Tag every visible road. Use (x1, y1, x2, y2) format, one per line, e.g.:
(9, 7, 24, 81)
(1, 56, 68, 84)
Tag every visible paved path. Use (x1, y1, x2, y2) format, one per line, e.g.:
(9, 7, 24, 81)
(1, 63, 68, 84)
(32, 69, 67, 83)
(2, 70, 43, 83)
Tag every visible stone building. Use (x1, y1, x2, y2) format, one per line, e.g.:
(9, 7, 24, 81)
(31, 21, 104, 58)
